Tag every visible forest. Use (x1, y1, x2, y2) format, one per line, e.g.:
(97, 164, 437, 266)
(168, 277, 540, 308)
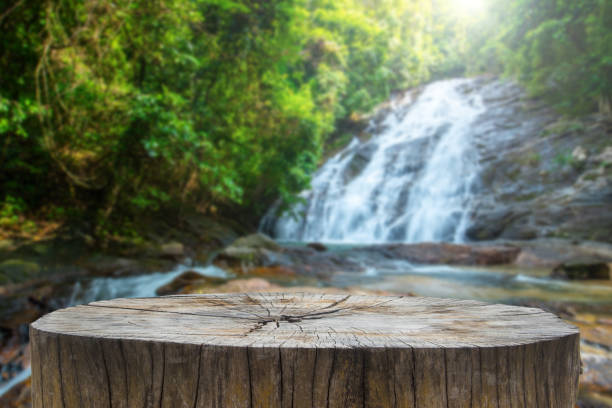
(1, 0, 612, 406)
(1, 0, 609, 240)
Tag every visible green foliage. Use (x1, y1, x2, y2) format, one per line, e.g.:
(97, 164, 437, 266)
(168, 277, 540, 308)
(459, 0, 612, 115)
(554, 151, 579, 169)
(0, 196, 26, 228)
(542, 120, 586, 137)
(0, 0, 440, 233)
(518, 152, 541, 167)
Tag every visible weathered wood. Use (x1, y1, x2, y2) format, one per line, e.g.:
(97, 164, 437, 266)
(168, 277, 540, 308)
(30, 293, 580, 407)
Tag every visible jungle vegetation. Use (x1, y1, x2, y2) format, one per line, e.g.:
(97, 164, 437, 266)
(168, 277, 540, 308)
(1, 0, 610, 239)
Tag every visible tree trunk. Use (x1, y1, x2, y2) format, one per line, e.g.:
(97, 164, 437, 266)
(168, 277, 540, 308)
(30, 293, 580, 407)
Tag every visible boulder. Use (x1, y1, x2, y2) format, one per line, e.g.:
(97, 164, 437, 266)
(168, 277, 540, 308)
(366, 243, 521, 266)
(155, 271, 226, 296)
(228, 233, 281, 252)
(514, 250, 560, 268)
(159, 241, 185, 258)
(214, 233, 290, 272)
(307, 242, 328, 252)
(551, 260, 610, 280)
(510, 240, 612, 269)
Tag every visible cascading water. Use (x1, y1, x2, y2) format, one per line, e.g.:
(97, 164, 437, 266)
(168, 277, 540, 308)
(265, 78, 485, 243)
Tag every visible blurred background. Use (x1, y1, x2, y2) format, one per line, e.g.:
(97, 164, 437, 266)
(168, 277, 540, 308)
(1, 0, 611, 406)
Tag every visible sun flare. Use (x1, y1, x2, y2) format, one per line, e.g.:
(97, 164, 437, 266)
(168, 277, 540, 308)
(450, 0, 487, 16)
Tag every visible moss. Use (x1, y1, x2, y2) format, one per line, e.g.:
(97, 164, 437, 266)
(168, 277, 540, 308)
(506, 167, 522, 182)
(541, 119, 586, 137)
(517, 152, 541, 167)
(513, 192, 539, 202)
(0, 259, 41, 283)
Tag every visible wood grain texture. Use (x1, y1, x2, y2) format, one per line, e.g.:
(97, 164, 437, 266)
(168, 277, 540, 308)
(30, 293, 580, 407)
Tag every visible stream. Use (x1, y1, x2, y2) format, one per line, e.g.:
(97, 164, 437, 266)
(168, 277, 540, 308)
(56, 243, 612, 312)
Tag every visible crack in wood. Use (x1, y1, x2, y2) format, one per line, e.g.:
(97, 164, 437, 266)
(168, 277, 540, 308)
(84, 303, 261, 321)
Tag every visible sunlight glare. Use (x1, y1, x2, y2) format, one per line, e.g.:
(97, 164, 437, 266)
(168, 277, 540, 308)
(450, 0, 487, 17)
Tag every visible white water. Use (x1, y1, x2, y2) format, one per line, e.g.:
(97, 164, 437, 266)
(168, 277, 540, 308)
(0, 367, 31, 397)
(67, 262, 230, 305)
(0, 263, 231, 398)
(267, 78, 485, 243)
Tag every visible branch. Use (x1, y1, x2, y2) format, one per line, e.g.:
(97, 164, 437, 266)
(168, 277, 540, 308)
(0, 0, 24, 27)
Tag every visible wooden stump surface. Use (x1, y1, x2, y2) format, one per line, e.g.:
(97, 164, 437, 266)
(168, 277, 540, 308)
(30, 293, 580, 407)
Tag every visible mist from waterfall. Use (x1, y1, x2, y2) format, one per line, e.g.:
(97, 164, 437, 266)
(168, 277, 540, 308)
(265, 78, 485, 244)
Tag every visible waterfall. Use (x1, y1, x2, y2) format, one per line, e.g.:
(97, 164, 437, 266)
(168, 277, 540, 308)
(265, 78, 485, 243)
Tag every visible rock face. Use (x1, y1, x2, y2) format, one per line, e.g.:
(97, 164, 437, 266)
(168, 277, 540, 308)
(465, 77, 612, 243)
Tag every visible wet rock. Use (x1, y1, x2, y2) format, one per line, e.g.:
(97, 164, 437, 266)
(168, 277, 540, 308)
(214, 238, 365, 279)
(552, 260, 610, 280)
(510, 240, 612, 269)
(342, 142, 377, 183)
(155, 271, 226, 296)
(214, 233, 290, 272)
(158, 242, 184, 259)
(383, 135, 431, 176)
(229, 233, 281, 252)
(465, 209, 518, 241)
(498, 220, 539, 240)
(307, 243, 327, 252)
(514, 250, 559, 268)
(214, 247, 291, 272)
(365, 243, 521, 266)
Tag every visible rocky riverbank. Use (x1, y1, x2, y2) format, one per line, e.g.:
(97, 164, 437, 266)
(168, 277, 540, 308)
(0, 212, 244, 402)
(0, 230, 612, 407)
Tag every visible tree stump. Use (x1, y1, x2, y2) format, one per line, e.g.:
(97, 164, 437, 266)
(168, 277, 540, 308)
(30, 293, 580, 407)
